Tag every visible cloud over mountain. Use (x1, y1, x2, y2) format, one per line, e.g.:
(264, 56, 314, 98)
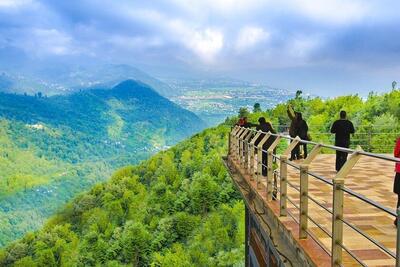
(0, 0, 399, 94)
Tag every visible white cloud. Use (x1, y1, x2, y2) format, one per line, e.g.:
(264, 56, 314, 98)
(288, 35, 321, 59)
(203, 0, 266, 13)
(166, 20, 224, 63)
(0, 0, 32, 8)
(31, 28, 75, 56)
(235, 26, 270, 52)
(168, 0, 267, 16)
(108, 35, 163, 49)
(186, 29, 224, 62)
(287, 0, 369, 25)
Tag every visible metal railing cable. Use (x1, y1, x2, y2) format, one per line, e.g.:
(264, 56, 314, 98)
(275, 170, 330, 216)
(230, 126, 400, 266)
(339, 217, 396, 258)
(338, 243, 368, 267)
(285, 194, 333, 257)
(342, 187, 396, 217)
(247, 127, 400, 162)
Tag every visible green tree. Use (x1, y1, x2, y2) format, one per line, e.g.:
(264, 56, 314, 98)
(238, 107, 249, 118)
(119, 222, 151, 265)
(189, 173, 219, 214)
(295, 90, 303, 99)
(253, 103, 261, 113)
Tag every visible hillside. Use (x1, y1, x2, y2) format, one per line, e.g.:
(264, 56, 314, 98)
(0, 80, 206, 247)
(0, 64, 173, 97)
(0, 124, 245, 266)
(1, 89, 399, 266)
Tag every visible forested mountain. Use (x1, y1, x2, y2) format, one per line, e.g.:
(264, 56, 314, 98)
(0, 64, 173, 97)
(0, 80, 206, 247)
(1, 88, 399, 266)
(0, 124, 244, 266)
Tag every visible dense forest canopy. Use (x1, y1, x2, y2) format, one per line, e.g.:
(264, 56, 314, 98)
(1, 88, 399, 266)
(229, 90, 400, 152)
(0, 80, 206, 247)
(0, 125, 244, 266)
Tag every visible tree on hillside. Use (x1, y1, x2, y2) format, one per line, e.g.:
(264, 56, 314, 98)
(295, 90, 303, 99)
(393, 81, 397, 90)
(253, 103, 261, 113)
(238, 107, 249, 118)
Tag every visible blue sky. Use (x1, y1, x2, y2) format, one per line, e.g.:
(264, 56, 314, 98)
(0, 0, 399, 95)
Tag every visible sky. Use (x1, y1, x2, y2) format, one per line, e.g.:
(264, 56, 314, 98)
(0, 0, 399, 96)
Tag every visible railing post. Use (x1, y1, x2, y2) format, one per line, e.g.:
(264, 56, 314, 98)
(282, 136, 300, 158)
(228, 126, 236, 156)
(232, 127, 240, 156)
(239, 129, 247, 167)
(256, 133, 271, 189)
(266, 136, 281, 202)
(243, 130, 254, 173)
(267, 150, 273, 201)
(299, 164, 309, 239)
(249, 132, 262, 180)
(280, 155, 288, 216)
(256, 146, 262, 189)
(332, 178, 344, 267)
(233, 128, 243, 161)
(238, 129, 243, 163)
(240, 129, 250, 169)
(397, 207, 400, 267)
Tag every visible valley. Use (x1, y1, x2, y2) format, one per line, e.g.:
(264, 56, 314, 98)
(0, 79, 205, 246)
(166, 78, 294, 125)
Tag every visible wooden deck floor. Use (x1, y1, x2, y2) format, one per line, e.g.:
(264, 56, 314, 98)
(278, 154, 397, 266)
(231, 152, 398, 266)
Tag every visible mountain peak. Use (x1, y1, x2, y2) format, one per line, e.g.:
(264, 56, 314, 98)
(114, 79, 141, 88)
(112, 79, 158, 96)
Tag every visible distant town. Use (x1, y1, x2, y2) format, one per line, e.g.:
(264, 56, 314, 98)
(165, 78, 294, 125)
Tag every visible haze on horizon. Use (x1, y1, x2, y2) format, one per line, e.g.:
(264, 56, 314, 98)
(0, 0, 399, 96)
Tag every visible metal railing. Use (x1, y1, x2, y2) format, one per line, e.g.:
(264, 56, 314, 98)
(228, 126, 400, 267)
(271, 124, 399, 153)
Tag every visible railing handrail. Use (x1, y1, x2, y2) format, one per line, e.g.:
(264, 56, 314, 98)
(229, 125, 400, 266)
(237, 126, 400, 163)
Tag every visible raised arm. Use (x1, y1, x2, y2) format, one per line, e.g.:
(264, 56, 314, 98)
(287, 105, 295, 121)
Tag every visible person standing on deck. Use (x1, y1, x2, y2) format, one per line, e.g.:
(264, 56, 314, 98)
(296, 112, 309, 159)
(393, 137, 400, 226)
(239, 117, 257, 165)
(330, 111, 355, 171)
(287, 105, 300, 160)
(254, 117, 276, 176)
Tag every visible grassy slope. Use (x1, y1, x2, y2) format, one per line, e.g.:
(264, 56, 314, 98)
(0, 123, 245, 266)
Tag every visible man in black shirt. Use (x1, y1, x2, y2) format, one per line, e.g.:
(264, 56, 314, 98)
(254, 117, 276, 176)
(331, 111, 355, 171)
(296, 112, 309, 159)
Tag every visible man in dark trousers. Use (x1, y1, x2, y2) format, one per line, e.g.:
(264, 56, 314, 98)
(287, 105, 300, 160)
(296, 112, 309, 159)
(331, 111, 355, 171)
(254, 117, 276, 176)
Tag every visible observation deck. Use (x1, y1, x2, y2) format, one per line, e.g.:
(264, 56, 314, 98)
(223, 126, 400, 267)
